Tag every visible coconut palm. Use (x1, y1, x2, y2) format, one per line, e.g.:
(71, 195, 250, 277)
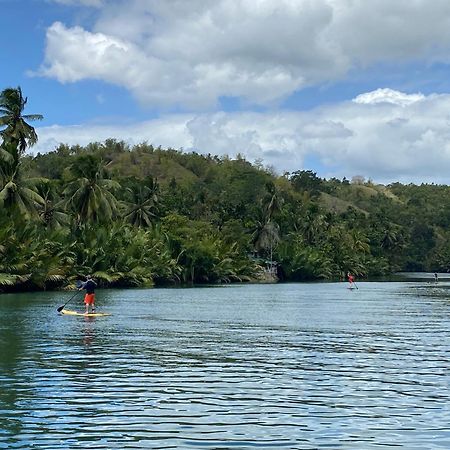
(381, 225, 405, 251)
(64, 154, 120, 224)
(123, 176, 160, 227)
(277, 234, 333, 280)
(36, 180, 69, 228)
(0, 88, 44, 218)
(254, 220, 280, 258)
(0, 86, 43, 154)
(262, 181, 283, 221)
(249, 181, 284, 271)
(252, 194, 281, 264)
(0, 143, 44, 219)
(0, 223, 73, 290)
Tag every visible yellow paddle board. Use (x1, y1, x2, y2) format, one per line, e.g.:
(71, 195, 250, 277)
(60, 309, 111, 317)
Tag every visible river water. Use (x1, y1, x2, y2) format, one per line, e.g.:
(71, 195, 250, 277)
(1, 282, 450, 449)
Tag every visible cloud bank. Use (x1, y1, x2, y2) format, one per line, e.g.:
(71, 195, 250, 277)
(38, 0, 450, 109)
(33, 89, 450, 184)
(33, 2, 450, 184)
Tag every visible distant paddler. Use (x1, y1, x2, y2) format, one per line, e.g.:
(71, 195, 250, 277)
(347, 272, 358, 289)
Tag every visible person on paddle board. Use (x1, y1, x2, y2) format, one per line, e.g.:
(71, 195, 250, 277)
(79, 275, 97, 313)
(347, 272, 356, 288)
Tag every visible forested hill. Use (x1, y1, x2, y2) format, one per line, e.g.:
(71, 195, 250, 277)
(0, 137, 441, 291)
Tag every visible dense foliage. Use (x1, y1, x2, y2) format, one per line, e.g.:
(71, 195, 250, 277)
(1, 87, 448, 291)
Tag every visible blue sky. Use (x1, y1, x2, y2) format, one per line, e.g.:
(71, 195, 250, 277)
(0, 0, 140, 125)
(3, 0, 450, 183)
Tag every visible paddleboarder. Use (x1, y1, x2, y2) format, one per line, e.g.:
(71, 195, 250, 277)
(79, 275, 97, 314)
(347, 272, 356, 289)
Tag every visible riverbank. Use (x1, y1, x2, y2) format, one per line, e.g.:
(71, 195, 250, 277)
(3, 271, 448, 295)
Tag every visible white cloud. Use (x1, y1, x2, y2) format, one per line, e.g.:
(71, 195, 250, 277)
(36, 0, 450, 109)
(353, 88, 425, 107)
(31, 2, 450, 184)
(35, 22, 142, 85)
(33, 116, 192, 155)
(33, 89, 450, 184)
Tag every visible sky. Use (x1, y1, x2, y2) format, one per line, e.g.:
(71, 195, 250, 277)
(3, 0, 450, 184)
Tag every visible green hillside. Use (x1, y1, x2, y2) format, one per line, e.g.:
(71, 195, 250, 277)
(1, 85, 449, 291)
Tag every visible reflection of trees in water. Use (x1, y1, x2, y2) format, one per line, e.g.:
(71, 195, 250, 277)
(0, 293, 33, 442)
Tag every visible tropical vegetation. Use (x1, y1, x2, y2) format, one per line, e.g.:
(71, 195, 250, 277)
(0, 86, 448, 291)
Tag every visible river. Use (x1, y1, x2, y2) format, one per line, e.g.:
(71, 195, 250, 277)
(1, 281, 450, 449)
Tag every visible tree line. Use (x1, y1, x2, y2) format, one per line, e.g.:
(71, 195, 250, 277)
(1, 86, 448, 291)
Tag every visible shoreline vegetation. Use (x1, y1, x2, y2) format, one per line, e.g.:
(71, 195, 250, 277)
(1, 86, 450, 294)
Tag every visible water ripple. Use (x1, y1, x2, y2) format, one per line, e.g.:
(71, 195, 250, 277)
(1, 282, 450, 448)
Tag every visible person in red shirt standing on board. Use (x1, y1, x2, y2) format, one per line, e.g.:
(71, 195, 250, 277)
(347, 272, 357, 289)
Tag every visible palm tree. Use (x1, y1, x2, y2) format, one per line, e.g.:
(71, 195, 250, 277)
(277, 234, 333, 280)
(0, 142, 44, 218)
(0, 173, 44, 219)
(262, 181, 283, 221)
(255, 220, 280, 269)
(123, 176, 160, 227)
(36, 180, 69, 228)
(64, 154, 120, 224)
(381, 225, 404, 251)
(0, 87, 44, 219)
(0, 87, 43, 154)
(302, 212, 328, 245)
(0, 141, 15, 183)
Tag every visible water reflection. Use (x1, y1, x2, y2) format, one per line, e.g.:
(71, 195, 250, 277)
(0, 294, 47, 444)
(1, 283, 450, 448)
(82, 318, 96, 346)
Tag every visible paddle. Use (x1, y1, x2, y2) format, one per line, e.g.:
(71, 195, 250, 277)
(57, 281, 83, 312)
